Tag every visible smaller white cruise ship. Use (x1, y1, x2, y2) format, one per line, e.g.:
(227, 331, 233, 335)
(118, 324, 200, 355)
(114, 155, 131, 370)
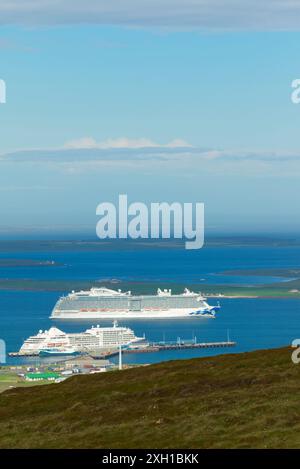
(18, 321, 144, 356)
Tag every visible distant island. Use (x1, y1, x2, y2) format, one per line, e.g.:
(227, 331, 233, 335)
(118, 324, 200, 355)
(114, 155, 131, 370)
(0, 236, 300, 252)
(220, 268, 300, 278)
(0, 259, 61, 267)
(0, 277, 298, 298)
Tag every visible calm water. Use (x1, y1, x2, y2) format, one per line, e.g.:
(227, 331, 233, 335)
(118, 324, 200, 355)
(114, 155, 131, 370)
(0, 242, 299, 365)
(0, 244, 299, 284)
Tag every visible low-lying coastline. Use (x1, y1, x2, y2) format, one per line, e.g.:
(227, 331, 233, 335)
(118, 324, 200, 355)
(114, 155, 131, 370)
(0, 259, 61, 267)
(0, 277, 299, 299)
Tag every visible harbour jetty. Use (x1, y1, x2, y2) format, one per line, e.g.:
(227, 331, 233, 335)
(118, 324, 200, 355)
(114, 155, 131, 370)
(9, 340, 236, 358)
(91, 340, 236, 359)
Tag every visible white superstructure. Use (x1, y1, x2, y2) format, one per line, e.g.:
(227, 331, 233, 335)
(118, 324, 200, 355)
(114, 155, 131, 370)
(68, 321, 144, 350)
(18, 321, 144, 355)
(50, 287, 220, 319)
(19, 327, 71, 355)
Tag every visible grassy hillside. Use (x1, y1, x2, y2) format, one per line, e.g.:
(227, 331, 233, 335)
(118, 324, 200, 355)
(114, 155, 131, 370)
(0, 347, 299, 448)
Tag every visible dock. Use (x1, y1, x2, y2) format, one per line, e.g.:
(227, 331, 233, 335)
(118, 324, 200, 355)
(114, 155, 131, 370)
(9, 341, 236, 359)
(8, 352, 38, 357)
(131, 341, 236, 352)
(96, 340, 236, 358)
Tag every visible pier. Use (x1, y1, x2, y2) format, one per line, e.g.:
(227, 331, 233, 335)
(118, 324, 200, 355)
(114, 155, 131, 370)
(9, 340, 236, 359)
(95, 340, 236, 358)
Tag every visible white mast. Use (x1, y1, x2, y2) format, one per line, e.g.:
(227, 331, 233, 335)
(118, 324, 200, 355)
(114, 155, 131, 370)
(118, 345, 122, 370)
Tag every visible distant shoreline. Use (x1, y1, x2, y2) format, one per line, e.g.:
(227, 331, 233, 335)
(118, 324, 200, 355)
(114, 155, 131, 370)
(0, 278, 299, 299)
(0, 259, 61, 267)
(0, 236, 300, 251)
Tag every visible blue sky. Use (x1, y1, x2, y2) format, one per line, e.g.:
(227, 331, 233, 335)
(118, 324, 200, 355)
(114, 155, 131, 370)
(1, 27, 300, 152)
(1, 4, 300, 236)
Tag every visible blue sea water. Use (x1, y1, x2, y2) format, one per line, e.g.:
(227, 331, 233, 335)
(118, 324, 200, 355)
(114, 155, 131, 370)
(0, 244, 298, 284)
(0, 242, 299, 365)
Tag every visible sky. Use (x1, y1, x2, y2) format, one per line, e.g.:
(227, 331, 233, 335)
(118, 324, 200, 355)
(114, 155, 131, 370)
(1, 1, 300, 236)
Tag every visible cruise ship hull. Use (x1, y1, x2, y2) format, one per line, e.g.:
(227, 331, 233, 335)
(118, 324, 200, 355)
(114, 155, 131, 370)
(51, 307, 219, 320)
(39, 349, 80, 357)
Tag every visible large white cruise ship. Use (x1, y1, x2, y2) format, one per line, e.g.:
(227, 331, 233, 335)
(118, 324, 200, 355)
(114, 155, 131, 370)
(50, 287, 220, 320)
(19, 321, 144, 355)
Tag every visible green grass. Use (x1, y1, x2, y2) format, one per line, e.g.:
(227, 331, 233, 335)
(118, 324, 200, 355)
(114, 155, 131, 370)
(202, 284, 300, 297)
(0, 347, 299, 448)
(0, 372, 50, 393)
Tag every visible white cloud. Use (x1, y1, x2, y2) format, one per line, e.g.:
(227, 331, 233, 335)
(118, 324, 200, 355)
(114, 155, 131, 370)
(1, 1, 300, 31)
(63, 136, 192, 150)
(1, 138, 300, 180)
(0, 185, 60, 191)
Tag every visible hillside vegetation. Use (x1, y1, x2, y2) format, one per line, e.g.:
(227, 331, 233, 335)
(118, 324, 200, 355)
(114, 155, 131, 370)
(0, 347, 299, 448)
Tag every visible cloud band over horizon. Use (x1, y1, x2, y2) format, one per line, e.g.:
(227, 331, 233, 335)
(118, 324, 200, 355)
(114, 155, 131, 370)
(1, 1, 300, 31)
(1, 137, 300, 179)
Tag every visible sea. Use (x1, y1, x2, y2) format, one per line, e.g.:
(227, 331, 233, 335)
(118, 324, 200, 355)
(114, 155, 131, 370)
(0, 239, 299, 365)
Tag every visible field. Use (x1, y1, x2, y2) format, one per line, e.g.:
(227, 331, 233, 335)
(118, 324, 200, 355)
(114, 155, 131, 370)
(0, 371, 49, 393)
(0, 346, 299, 448)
